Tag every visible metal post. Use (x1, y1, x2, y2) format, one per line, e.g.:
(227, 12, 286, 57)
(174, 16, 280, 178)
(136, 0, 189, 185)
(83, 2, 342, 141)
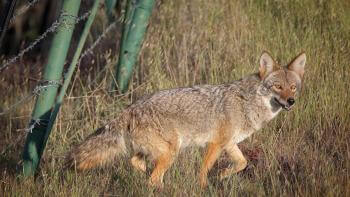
(112, 0, 155, 93)
(42, 0, 101, 157)
(22, 0, 82, 176)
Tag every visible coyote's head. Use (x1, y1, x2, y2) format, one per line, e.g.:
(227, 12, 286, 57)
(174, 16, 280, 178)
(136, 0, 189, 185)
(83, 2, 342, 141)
(258, 52, 306, 111)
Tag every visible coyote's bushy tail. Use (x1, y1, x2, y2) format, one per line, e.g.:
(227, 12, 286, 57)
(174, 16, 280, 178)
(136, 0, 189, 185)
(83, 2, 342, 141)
(65, 125, 128, 170)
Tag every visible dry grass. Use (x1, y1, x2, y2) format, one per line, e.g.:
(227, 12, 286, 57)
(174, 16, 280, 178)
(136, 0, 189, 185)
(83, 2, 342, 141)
(1, 0, 350, 196)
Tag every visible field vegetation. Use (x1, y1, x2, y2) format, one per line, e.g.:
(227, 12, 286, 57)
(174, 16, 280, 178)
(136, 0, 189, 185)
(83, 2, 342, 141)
(1, 0, 349, 196)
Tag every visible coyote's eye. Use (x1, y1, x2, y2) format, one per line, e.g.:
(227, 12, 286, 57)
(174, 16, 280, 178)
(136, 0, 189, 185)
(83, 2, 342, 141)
(273, 84, 282, 90)
(290, 85, 296, 92)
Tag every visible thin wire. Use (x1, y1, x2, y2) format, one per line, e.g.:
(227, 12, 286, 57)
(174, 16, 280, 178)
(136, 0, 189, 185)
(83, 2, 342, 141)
(26, 118, 49, 133)
(9, 0, 42, 24)
(78, 21, 117, 66)
(0, 22, 117, 116)
(0, 80, 61, 116)
(0, 10, 91, 72)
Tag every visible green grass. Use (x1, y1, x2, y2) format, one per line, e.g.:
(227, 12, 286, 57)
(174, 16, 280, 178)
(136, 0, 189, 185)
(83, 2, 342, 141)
(1, 0, 350, 196)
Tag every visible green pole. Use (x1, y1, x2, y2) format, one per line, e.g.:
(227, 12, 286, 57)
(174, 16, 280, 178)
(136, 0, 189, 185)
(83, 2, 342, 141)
(112, 0, 155, 93)
(22, 0, 82, 176)
(105, 0, 118, 21)
(120, 0, 137, 52)
(111, 0, 136, 91)
(42, 0, 101, 157)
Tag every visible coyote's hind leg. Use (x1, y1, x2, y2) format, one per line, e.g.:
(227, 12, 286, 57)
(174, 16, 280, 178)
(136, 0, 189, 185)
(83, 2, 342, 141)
(148, 139, 179, 189)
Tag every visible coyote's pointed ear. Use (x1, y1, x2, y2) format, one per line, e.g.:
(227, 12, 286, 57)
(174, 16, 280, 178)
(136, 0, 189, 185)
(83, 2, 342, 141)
(259, 51, 276, 80)
(288, 52, 306, 79)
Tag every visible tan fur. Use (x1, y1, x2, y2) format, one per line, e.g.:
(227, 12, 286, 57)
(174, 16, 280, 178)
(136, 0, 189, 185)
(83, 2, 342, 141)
(130, 153, 146, 172)
(220, 142, 247, 180)
(66, 52, 306, 188)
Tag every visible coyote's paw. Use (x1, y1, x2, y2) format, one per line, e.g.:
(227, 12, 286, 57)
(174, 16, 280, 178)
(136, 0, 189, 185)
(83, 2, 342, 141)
(219, 168, 233, 181)
(131, 156, 146, 172)
(199, 176, 208, 189)
(219, 161, 247, 181)
(148, 177, 164, 190)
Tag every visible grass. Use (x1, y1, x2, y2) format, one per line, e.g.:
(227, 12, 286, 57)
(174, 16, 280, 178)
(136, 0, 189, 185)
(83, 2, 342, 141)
(1, 0, 350, 196)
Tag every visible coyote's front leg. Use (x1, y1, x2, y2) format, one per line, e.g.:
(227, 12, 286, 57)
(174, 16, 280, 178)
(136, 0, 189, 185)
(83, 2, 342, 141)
(199, 142, 223, 188)
(219, 141, 247, 180)
(131, 152, 147, 172)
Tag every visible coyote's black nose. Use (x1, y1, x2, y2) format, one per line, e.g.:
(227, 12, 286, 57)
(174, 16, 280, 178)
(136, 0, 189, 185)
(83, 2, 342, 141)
(287, 98, 295, 106)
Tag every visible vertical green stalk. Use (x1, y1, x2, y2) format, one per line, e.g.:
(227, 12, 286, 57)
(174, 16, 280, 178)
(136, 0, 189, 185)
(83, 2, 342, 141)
(112, 0, 155, 93)
(105, 0, 118, 21)
(120, 0, 136, 51)
(22, 0, 82, 176)
(111, 0, 135, 90)
(42, 0, 101, 158)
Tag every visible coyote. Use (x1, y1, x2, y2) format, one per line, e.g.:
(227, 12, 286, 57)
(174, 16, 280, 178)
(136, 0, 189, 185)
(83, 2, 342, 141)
(66, 52, 306, 188)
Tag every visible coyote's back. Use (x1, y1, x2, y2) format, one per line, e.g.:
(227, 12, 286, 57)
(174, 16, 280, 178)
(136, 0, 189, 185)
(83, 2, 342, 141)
(66, 51, 306, 188)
